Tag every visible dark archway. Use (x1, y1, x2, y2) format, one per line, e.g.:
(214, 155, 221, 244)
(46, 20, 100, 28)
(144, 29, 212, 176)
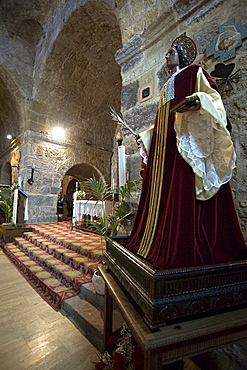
(1, 162, 12, 186)
(65, 163, 101, 182)
(0, 67, 24, 153)
(63, 162, 102, 196)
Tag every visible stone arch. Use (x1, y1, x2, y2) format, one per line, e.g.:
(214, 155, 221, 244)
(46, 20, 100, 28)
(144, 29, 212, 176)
(34, 0, 118, 87)
(0, 162, 12, 186)
(62, 162, 103, 196)
(65, 163, 102, 181)
(0, 66, 25, 153)
(58, 162, 103, 220)
(31, 0, 122, 153)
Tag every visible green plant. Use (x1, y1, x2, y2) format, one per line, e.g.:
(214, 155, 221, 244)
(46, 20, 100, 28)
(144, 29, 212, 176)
(118, 180, 141, 200)
(107, 180, 141, 236)
(85, 175, 112, 203)
(84, 175, 112, 253)
(85, 176, 141, 237)
(0, 196, 14, 223)
(90, 216, 107, 237)
(107, 202, 133, 237)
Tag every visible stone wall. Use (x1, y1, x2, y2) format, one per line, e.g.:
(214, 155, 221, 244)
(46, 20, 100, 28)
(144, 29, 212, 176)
(116, 0, 247, 240)
(19, 130, 113, 223)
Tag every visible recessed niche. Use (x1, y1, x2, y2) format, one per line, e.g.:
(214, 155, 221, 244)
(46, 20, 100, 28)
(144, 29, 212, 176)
(139, 84, 153, 102)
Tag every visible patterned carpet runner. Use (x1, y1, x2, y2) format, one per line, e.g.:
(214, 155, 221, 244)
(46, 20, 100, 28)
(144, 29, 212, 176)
(2, 222, 105, 310)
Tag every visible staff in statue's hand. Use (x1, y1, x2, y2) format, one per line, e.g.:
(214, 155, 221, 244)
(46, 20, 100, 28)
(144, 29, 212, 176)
(110, 107, 148, 175)
(110, 107, 137, 137)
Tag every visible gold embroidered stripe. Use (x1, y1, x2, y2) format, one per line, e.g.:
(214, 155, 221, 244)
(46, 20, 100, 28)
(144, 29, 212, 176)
(137, 100, 170, 258)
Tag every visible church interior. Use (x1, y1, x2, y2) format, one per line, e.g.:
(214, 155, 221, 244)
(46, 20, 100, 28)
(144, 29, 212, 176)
(0, 0, 247, 369)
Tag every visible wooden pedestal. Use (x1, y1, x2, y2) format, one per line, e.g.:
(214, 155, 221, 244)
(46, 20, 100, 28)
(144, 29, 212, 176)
(104, 237, 247, 329)
(100, 265, 247, 370)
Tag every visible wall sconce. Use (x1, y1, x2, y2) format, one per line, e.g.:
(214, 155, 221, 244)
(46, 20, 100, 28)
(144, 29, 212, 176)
(27, 168, 35, 185)
(6, 134, 14, 140)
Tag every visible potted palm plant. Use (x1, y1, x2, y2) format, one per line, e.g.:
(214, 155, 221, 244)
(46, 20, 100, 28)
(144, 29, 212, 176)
(84, 175, 112, 248)
(0, 195, 13, 224)
(84, 176, 141, 295)
(84, 176, 141, 238)
(0, 193, 14, 243)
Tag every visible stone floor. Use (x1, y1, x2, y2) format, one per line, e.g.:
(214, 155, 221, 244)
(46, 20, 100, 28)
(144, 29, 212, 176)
(0, 248, 99, 370)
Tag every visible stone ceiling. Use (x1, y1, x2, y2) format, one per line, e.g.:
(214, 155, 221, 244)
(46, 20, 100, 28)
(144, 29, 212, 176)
(0, 0, 56, 46)
(31, 1, 122, 151)
(0, 0, 122, 153)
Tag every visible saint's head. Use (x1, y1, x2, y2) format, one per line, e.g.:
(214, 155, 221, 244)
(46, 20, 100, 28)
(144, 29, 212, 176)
(165, 44, 189, 71)
(166, 34, 197, 72)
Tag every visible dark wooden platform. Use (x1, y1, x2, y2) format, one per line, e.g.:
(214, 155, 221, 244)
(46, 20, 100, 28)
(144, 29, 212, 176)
(104, 237, 247, 329)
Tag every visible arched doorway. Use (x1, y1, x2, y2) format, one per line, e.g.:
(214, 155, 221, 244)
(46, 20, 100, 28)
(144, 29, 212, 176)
(0, 162, 12, 223)
(1, 162, 12, 186)
(58, 163, 103, 221)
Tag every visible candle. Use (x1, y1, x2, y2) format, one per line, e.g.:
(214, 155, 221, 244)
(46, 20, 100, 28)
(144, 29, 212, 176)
(18, 176, 22, 188)
(118, 145, 126, 187)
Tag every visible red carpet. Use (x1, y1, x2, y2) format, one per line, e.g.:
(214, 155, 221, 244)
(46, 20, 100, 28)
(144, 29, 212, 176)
(2, 222, 105, 310)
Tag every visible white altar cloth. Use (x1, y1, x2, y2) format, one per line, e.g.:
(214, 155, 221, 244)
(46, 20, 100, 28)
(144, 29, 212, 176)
(74, 200, 104, 221)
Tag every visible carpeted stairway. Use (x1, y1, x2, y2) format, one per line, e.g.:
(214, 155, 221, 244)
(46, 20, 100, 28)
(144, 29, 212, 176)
(2, 222, 105, 311)
(2, 222, 124, 350)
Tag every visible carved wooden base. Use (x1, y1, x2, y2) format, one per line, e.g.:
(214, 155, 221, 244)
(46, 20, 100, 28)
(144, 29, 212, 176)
(104, 237, 247, 329)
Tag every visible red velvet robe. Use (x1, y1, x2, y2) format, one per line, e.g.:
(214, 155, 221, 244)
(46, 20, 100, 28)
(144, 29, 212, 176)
(126, 65, 247, 269)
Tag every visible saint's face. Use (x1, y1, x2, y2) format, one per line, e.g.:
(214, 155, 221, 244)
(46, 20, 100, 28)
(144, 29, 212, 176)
(165, 46, 179, 71)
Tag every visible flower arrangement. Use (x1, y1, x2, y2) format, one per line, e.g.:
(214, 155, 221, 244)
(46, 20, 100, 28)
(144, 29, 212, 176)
(94, 323, 144, 370)
(76, 190, 86, 200)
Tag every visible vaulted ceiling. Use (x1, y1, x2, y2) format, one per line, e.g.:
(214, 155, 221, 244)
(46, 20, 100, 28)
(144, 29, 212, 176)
(0, 0, 122, 152)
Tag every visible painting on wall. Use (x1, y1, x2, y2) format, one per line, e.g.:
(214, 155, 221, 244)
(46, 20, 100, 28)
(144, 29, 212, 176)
(206, 18, 247, 62)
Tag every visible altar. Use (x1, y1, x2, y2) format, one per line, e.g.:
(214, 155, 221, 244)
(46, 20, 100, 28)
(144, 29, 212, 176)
(73, 200, 104, 222)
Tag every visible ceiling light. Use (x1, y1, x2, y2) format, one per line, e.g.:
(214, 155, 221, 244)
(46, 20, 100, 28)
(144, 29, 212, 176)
(51, 127, 65, 140)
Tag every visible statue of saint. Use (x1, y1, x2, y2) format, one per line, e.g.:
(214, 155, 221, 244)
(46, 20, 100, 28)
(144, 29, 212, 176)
(126, 35, 247, 269)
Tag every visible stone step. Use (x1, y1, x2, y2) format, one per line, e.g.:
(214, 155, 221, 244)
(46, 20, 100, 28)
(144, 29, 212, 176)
(62, 282, 124, 352)
(80, 281, 105, 311)
(62, 295, 104, 351)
